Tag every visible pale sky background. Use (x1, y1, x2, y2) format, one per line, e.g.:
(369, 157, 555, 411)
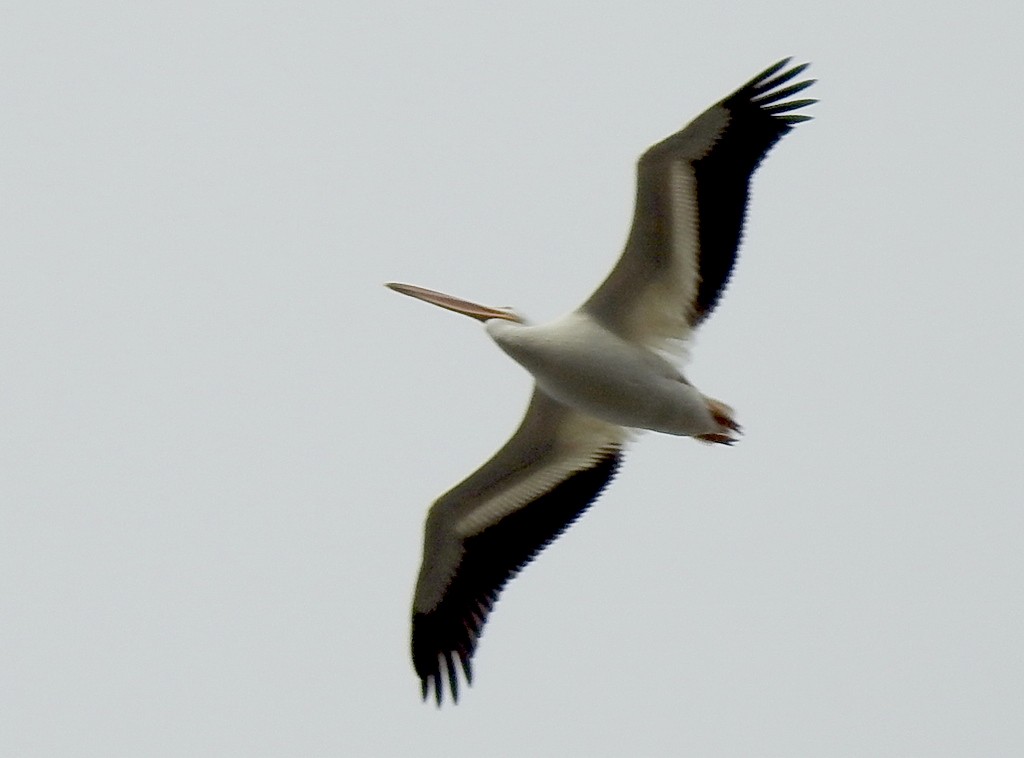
(2, 2, 1023, 756)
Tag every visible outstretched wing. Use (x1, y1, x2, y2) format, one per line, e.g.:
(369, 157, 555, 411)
(583, 58, 816, 350)
(411, 389, 626, 705)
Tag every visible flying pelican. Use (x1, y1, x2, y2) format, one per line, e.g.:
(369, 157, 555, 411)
(388, 58, 815, 705)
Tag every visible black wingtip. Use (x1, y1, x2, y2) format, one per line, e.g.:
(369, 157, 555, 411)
(740, 59, 811, 97)
(757, 61, 810, 93)
(753, 78, 816, 105)
(746, 57, 792, 88)
(764, 97, 818, 114)
(729, 59, 816, 126)
(444, 651, 459, 704)
(416, 657, 472, 707)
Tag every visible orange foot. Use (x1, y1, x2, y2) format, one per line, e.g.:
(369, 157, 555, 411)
(696, 397, 742, 445)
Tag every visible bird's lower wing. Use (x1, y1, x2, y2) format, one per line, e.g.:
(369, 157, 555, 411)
(411, 388, 626, 704)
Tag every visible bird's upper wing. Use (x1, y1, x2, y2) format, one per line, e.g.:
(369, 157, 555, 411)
(582, 58, 815, 351)
(411, 388, 627, 705)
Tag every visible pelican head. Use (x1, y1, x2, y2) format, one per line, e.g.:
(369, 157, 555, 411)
(386, 282, 524, 323)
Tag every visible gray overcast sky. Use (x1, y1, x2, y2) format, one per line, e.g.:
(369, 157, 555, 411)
(2, 1, 1023, 756)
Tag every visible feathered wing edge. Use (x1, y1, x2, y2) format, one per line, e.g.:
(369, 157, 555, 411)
(581, 58, 815, 345)
(689, 58, 816, 323)
(412, 451, 621, 705)
(410, 391, 625, 705)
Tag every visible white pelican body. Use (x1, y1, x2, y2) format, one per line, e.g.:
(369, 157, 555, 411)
(386, 59, 816, 705)
(486, 315, 720, 437)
